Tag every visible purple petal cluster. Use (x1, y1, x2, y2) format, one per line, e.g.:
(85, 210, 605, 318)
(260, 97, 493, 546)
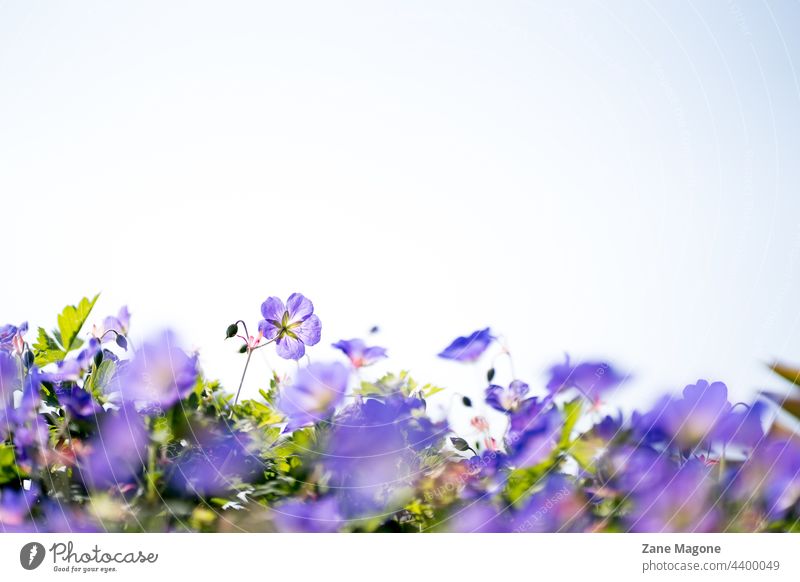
(259, 293, 322, 360)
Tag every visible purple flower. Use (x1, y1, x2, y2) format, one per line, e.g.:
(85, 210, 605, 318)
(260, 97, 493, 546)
(0, 487, 37, 528)
(57, 387, 102, 419)
(0, 351, 21, 409)
(258, 293, 322, 360)
(546, 356, 626, 400)
(512, 475, 589, 532)
(101, 306, 131, 339)
(332, 338, 387, 368)
(437, 328, 493, 362)
(119, 330, 198, 409)
(712, 401, 765, 450)
(485, 380, 530, 413)
(443, 501, 510, 533)
(626, 459, 720, 532)
(729, 439, 800, 519)
(79, 406, 148, 490)
(602, 445, 675, 495)
(168, 431, 258, 496)
(272, 497, 345, 533)
(635, 380, 733, 450)
(0, 322, 27, 354)
(278, 362, 348, 430)
(507, 406, 563, 469)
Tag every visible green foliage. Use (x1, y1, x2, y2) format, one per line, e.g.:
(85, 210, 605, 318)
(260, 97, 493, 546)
(33, 294, 99, 366)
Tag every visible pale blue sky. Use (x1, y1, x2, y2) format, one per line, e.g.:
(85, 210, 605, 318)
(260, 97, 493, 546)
(1, 1, 800, 430)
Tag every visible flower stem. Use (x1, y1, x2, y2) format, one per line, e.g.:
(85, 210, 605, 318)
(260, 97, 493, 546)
(231, 348, 253, 413)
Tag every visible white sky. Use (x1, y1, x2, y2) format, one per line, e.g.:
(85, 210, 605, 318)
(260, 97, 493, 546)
(2, 1, 800, 431)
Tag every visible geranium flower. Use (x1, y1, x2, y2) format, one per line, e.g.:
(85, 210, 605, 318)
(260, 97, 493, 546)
(626, 459, 720, 532)
(167, 431, 258, 496)
(119, 330, 199, 409)
(258, 293, 322, 360)
(546, 355, 626, 401)
(437, 328, 493, 362)
(56, 387, 102, 419)
(272, 497, 345, 533)
(79, 406, 148, 490)
(277, 362, 348, 430)
(485, 380, 530, 413)
(332, 338, 387, 368)
(0, 322, 27, 354)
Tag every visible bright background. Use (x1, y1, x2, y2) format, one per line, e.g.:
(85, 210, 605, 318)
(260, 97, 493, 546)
(2, 1, 800, 421)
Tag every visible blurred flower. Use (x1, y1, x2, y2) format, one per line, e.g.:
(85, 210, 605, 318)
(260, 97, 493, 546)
(119, 330, 198, 409)
(485, 380, 529, 413)
(512, 475, 589, 532)
(96, 306, 131, 340)
(272, 497, 345, 533)
(634, 380, 733, 450)
(332, 338, 387, 368)
(712, 401, 765, 450)
(57, 387, 102, 419)
(0, 351, 21, 408)
(168, 431, 258, 496)
(258, 293, 322, 360)
(507, 406, 563, 468)
(546, 356, 625, 401)
(324, 397, 419, 519)
(79, 406, 148, 490)
(626, 459, 720, 532)
(437, 328, 493, 362)
(0, 487, 37, 528)
(729, 438, 800, 519)
(278, 362, 348, 430)
(443, 501, 510, 532)
(0, 322, 27, 354)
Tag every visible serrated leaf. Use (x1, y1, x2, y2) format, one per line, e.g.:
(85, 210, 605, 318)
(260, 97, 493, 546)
(57, 294, 99, 353)
(33, 327, 66, 367)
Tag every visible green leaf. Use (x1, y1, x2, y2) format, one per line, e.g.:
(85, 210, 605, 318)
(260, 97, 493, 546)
(57, 294, 99, 353)
(559, 398, 583, 448)
(90, 359, 117, 396)
(33, 327, 66, 367)
(421, 383, 445, 398)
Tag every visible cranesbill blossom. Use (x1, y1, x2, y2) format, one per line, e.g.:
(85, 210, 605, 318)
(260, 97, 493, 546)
(278, 362, 348, 430)
(443, 502, 510, 533)
(57, 387, 102, 419)
(79, 406, 148, 490)
(546, 356, 625, 401)
(508, 406, 563, 468)
(634, 380, 733, 450)
(324, 397, 420, 518)
(102, 306, 131, 338)
(512, 475, 588, 532)
(485, 380, 530, 413)
(168, 431, 258, 496)
(0, 322, 27, 353)
(437, 328, 493, 362)
(712, 401, 765, 449)
(332, 338, 387, 368)
(729, 438, 800, 519)
(626, 459, 720, 532)
(272, 497, 345, 533)
(259, 293, 322, 360)
(0, 487, 37, 528)
(119, 331, 198, 409)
